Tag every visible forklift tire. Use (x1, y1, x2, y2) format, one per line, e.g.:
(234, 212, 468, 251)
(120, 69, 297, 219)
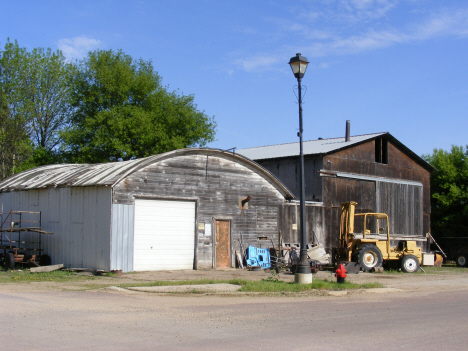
(455, 254, 468, 267)
(401, 254, 420, 273)
(4, 253, 15, 270)
(356, 244, 383, 272)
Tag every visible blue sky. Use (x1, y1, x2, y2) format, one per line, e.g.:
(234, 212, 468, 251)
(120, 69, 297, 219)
(1, 0, 467, 157)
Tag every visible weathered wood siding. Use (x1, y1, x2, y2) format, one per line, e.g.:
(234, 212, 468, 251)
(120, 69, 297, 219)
(322, 177, 376, 210)
(278, 203, 338, 251)
(324, 140, 430, 215)
(258, 138, 431, 252)
(376, 182, 423, 236)
(112, 154, 286, 269)
(324, 140, 429, 236)
(256, 156, 323, 201)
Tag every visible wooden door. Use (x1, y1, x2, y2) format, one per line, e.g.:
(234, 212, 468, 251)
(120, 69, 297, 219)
(215, 220, 230, 268)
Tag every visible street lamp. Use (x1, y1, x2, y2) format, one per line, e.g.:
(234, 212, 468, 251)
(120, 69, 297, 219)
(289, 53, 313, 284)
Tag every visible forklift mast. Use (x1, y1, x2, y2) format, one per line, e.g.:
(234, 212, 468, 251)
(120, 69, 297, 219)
(339, 201, 357, 249)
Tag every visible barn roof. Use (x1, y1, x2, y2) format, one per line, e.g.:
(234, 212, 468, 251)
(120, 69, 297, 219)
(237, 133, 384, 159)
(0, 148, 295, 199)
(237, 132, 434, 172)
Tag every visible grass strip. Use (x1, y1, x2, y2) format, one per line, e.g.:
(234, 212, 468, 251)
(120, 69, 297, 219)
(238, 278, 381, 292)
(0, 269, 94, 283)
(118, 277, 382, 292)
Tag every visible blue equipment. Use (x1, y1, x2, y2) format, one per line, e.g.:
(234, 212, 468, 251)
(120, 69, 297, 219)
(245, 245, 271, 269)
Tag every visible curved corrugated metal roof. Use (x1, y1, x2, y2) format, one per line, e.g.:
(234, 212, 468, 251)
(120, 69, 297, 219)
(0, 148, 295, 199)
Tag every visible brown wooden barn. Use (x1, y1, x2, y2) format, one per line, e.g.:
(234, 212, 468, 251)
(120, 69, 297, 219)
(238, 128, 434, 252)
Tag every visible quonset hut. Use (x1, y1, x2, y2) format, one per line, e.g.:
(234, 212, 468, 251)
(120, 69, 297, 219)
(0, 148, 293, 272)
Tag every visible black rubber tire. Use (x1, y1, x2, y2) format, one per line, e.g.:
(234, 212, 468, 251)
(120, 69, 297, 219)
(401, 254, 420, 273)
(39, 254, 51, 266)
(455, 254, 468, 267)
(356, 244, 383, 272)
(275, 266, 281, 274)
(4, 253, 15, 270)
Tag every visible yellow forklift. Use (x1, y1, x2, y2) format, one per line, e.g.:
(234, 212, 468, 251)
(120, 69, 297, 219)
(334, 202, 425, 273)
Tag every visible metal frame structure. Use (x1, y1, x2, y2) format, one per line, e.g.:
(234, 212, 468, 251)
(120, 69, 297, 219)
(0, 210, 52, 268)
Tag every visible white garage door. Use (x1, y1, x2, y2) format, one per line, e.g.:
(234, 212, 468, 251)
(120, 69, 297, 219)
(134, 199, 196, 271)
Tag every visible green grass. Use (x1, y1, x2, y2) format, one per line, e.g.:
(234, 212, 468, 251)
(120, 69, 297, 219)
(0, 269, 95, 283)
(238, 277, 381, 292)
(118, 276, 382, 293)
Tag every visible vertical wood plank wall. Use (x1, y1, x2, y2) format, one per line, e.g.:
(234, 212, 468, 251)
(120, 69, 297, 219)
(257, 156, 323, 202)
(270, 140, 431, 252)
(376, 182, 423, 236)
(324, 140, 431, 231)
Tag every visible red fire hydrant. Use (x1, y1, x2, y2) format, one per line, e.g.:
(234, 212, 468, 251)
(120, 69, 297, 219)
(335, 263, 347, 284)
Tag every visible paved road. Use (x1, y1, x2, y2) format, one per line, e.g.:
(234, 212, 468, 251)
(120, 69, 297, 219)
(1, 287, 468, 350)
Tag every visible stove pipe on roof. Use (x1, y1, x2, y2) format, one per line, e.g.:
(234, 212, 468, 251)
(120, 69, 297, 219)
(345, 120, 351, 142)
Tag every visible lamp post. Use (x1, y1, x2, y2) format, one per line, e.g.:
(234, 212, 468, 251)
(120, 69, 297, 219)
(289, 53, 313, 284)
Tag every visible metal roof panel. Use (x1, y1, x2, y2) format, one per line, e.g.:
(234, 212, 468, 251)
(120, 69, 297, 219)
(237, 133, 386, 160)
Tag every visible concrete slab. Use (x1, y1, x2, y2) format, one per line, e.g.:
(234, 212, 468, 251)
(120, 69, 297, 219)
(327, 288, 403, 297)
(121, 285, 402, 295)
(103, 286, 144, 294)
(126, 283, 242, 293)
(364, 288, 403, 294)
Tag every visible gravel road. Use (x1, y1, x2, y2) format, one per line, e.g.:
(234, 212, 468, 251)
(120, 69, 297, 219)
(1, 268, 468, 350)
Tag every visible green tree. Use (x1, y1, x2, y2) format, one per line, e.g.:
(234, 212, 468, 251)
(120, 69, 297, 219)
(424, 146, 468, 238)
(0, 98, 34, 177)
(61, 49, 216, 163)
(0, 39, 75, 177)
(0, 40, 32, 178)
(23, 47, 76, 151)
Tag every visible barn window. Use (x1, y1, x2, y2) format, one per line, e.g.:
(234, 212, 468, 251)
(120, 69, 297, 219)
(375, 138, 388, 164)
